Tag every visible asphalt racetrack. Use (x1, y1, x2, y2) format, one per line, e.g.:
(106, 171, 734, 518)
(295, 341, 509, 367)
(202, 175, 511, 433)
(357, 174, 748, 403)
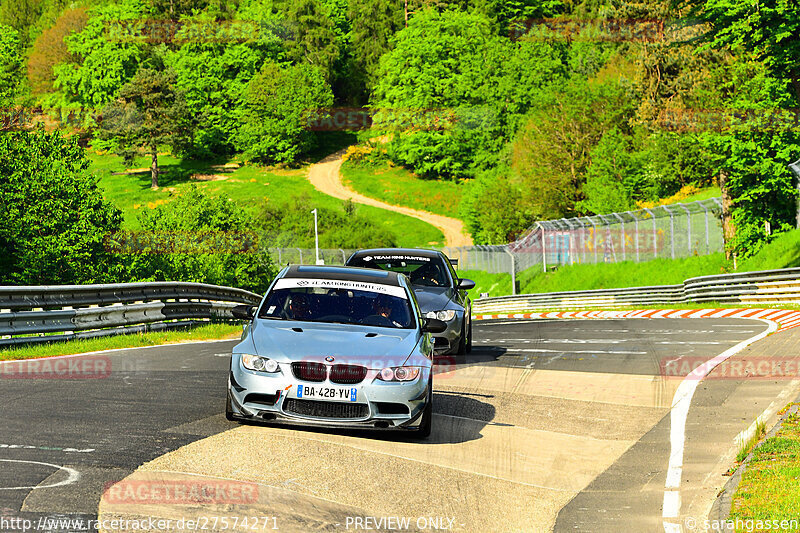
(1, 318, 798, 532)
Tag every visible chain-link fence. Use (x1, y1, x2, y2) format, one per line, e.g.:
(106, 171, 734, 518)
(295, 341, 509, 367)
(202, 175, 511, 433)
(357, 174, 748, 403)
(267, 198, 724, 294)
(269, 248, 357, 266)
(441, 198, 724, 293)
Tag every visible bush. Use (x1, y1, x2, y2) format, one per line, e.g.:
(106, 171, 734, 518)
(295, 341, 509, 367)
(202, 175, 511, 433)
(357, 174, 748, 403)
(0, 129, 124, 284)
(256, 194, 396, 249)
(124, 187, 276, 293)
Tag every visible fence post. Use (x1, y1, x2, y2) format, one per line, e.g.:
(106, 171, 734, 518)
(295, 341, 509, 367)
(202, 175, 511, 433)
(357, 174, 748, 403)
(613, 213, 626, 261)
(540, 224, 547, 272)
(664, 206, 675, 259)
(643, 208, 657, 259)
(297, 248, 303, 264)
(504, 247, 517, 295)
(278, 248, 282, 265)
(679, 203, 692, 254)
(340, 249, 346, 264)
(627, 211, 639, 262)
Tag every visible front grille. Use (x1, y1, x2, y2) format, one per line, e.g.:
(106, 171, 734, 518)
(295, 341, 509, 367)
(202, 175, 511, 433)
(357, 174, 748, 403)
(284, 399, 368, 419)
(292, 362, 327, 382)
(329, 364, 367, 384)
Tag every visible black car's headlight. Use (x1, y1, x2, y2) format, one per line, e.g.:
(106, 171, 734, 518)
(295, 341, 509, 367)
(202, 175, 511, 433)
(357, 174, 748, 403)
(240, 354, 280, 373)
(426, 310, 456, 321)
(377, 366, 421, 382)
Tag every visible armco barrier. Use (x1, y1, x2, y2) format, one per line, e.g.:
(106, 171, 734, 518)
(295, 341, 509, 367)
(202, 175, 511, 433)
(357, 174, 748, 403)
(0, 282, 262, 346)
(472, 267, 800, 314)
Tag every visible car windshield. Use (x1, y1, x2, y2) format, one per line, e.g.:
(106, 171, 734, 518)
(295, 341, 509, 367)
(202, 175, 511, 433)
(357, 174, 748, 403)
(257, 278, 414, 329)
(348, 255, 449, 287)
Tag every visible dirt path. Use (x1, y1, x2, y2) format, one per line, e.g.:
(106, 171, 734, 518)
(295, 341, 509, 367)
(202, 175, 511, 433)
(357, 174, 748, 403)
(307, 149, 473, 247)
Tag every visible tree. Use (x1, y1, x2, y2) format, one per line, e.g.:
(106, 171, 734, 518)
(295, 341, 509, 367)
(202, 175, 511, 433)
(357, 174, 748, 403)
(27, 7, 87, 96)
(0, 129, 123, 284)
(236, 60, 333, 163)
(53, 0, 145, 110)
(510, 79, 633, 219)
(684, 0, 800, 104)
(282, 0, 340, 81)
(100, 67, 193, 188)
(165, 9, 284, 156)
(0, 25, 23, 106)
(0, 0, 42, 50)
(372, 9, 566, 179)
(348, 0, 403, 89)
(125, 186, 276, 293)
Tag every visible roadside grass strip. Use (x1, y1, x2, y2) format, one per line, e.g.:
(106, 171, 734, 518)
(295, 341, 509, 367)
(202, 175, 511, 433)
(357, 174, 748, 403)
(0, 323, 242, 361)
(729, 404, 800, 530)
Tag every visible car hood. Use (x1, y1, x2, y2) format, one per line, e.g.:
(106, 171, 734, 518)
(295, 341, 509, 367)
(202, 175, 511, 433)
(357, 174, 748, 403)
(240, 319, 419, 367)
(412, 287, 455, 312)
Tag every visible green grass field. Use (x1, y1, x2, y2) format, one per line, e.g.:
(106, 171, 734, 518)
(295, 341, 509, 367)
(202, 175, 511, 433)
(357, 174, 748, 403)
(0, 323, 241, 361)
(89, 151, 444, 247)
(341, 161, 464, 219)
(739, 229, 800, 271)
(729, 404, 800, 530)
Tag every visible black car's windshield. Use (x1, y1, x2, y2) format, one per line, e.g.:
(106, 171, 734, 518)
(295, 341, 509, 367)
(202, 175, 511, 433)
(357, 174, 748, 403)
(257, 278, 414, 329)
(347, 254, 449, 287)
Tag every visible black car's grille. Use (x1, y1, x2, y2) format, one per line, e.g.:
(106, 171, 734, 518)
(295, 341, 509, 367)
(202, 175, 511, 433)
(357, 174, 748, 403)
(283, 399, 368, 419)
(291, 362, 327, 382)
(329, 364, 367, 384)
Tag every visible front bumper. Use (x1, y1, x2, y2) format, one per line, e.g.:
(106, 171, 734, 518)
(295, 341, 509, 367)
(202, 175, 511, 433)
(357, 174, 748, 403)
(228, 363, 430, 430)
(430, 311, 465, 355)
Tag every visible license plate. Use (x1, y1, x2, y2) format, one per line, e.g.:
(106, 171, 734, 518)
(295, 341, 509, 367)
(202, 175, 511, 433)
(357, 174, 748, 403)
(295, 384, 358, 402)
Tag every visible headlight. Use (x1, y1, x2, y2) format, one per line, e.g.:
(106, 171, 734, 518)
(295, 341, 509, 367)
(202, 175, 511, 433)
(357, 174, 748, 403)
(240, 354, 280, 373)
(377, 366, 421, 382)
(426, 310, 456, 321)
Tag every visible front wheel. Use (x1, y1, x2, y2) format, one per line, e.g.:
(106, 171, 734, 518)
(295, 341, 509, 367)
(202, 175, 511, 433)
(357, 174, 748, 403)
(413, 380, 433, 439)
(225, 392, 236, 421)
(465, 315, 472, 354)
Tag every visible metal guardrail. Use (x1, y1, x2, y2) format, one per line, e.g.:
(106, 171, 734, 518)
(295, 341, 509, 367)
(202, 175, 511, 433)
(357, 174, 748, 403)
(0, 282, 262, 347)
(472, 267, 800, 314)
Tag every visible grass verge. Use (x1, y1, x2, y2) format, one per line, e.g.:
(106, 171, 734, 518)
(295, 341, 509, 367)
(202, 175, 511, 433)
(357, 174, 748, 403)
(341, 161, 464, 219)
(90, 151, 444, 247)
(0, 323, 242, 361)
(729, 403, 800, 529)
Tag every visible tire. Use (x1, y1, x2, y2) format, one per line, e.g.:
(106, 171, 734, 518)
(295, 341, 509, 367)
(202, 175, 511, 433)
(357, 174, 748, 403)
(413, 380, 433, 439)
(456, 319, 467, 355)
(465, 316, 472, 354)
(225, 392, 236, 421)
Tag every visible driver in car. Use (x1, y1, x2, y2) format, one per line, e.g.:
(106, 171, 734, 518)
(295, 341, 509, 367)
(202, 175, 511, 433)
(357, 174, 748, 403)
(288, 293, 314, 320)
(372, 296, 403, 328)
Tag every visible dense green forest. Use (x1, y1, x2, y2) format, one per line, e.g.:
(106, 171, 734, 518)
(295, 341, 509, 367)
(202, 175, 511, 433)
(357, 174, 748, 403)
(1, 0, 799, 287)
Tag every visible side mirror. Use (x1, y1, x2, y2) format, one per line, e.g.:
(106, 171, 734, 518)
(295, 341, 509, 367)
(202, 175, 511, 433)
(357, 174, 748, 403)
(422, 317, 447, 334)
(457, 278, 476, 290)
(231, 305, 256, 320)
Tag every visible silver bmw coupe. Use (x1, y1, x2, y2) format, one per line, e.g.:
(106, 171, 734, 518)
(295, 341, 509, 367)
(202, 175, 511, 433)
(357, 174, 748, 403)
(226, 265, 446, 438)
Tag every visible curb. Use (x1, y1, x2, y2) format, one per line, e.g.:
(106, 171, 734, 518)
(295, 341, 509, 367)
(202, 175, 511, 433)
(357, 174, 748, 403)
(472, 308, 800, 330)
